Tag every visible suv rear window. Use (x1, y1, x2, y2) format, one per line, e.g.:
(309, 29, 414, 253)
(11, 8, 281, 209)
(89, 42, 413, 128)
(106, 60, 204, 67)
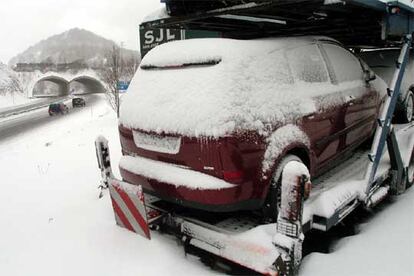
(323, 44, 363, 83)
(287, 44, 329, 83)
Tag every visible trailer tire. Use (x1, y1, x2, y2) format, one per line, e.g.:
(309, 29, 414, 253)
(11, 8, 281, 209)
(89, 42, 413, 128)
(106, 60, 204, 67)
(263, 154, 303, 222)
(407, 149, 414, 188)
(395, 91, 414, 124)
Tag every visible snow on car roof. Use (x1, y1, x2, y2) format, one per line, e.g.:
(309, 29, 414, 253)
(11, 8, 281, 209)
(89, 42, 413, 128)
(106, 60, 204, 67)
(140, 37, 337, 68)
(120, 37, 362, 138)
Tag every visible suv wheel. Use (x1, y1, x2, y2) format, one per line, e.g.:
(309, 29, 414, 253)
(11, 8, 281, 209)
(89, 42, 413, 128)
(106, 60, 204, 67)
(263, 154, 303, 223)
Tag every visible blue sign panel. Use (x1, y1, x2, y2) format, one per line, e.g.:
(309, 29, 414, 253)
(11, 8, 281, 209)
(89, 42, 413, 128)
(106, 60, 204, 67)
(117, 81, 130, 92)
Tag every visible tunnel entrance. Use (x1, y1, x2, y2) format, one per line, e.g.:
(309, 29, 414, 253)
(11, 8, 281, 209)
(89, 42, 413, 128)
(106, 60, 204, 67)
(32, 75, 106, 98)
(32, 77, 69, 97)
(69, 76, 106, 95)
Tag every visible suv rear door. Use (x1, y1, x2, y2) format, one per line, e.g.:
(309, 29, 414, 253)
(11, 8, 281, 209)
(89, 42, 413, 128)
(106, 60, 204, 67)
(286, 43, 344, 167)
(321, 43, 378, 149)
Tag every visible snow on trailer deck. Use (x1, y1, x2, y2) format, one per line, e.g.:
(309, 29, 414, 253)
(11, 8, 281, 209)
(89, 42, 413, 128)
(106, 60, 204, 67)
(305, 123, 414, 231)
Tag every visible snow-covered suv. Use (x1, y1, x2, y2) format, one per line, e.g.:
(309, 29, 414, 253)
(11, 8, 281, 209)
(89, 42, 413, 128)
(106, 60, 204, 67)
(118, 37, 386, 220)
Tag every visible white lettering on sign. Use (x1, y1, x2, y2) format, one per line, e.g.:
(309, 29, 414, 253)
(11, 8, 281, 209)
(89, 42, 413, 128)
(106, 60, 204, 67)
(166, 29, 176, 40)
(144, 30, 155, 45)
(140, 28, 183, 57)
(144, 29, 177, 45)
(155, 30, 164, 43)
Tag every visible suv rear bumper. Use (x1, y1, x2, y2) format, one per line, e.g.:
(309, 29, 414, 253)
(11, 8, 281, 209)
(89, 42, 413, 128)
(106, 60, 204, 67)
(119, 155, 263, 212)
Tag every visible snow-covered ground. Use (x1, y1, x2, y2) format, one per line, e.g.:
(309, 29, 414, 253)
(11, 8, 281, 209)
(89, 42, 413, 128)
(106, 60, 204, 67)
(0, 95, 219, 276)
(301, 190, 414, 276)
(0, 92, 36, 109)
(0, 94, 412, 276)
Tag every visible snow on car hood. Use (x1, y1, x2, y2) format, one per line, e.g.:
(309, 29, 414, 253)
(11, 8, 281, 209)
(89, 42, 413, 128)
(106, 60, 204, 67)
(120, 38, 363, 138)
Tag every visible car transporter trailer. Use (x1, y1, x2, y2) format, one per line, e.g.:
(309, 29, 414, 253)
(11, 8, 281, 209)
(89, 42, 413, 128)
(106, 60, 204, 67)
(95, 1, 414, 275)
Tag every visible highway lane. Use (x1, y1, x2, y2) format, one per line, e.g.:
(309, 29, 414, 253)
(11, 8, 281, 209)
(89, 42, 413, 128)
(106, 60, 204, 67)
(0, 94, 102, 142)
(0, 96, 69, 119)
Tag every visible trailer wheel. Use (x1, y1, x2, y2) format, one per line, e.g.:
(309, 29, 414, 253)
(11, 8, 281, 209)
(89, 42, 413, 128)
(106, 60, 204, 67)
(407, 149, 414, 188)
(263, 154, 303, 222)
(395, 91, 413, 123)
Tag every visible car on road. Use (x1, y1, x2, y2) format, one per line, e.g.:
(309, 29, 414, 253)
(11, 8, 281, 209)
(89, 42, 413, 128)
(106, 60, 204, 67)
(118, 37, 388, 221)
(359, 49, 414, 123)
(72, 97, 86, 108)
(48, 103, 68, 116)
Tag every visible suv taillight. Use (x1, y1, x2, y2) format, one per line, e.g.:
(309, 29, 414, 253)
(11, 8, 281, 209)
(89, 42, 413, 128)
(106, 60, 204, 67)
(223, 170, 244, 183)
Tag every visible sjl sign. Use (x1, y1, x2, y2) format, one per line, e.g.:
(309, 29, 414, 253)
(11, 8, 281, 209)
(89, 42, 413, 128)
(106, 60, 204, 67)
(139, 28, 183, 58)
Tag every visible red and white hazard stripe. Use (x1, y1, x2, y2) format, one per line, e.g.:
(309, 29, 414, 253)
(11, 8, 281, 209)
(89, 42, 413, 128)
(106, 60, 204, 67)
(108, 179, 151, 239)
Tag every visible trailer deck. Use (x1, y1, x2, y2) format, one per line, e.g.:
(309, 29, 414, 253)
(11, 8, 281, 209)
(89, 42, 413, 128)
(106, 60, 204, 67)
(306, 122, 414, 231)
(96, 121, 413, 275)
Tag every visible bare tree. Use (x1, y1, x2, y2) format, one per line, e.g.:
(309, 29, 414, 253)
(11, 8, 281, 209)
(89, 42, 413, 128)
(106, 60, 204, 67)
(102, 44, 121, 117)
(102, 44, 139, 117)
(0, 64, 23, 97)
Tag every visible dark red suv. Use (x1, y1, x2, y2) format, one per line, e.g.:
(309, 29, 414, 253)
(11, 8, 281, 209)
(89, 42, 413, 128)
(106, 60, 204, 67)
(118, 37, 387, 219)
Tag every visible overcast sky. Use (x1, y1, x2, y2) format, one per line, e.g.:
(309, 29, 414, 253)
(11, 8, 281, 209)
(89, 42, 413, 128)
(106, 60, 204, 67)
(0, 0, 163, 63)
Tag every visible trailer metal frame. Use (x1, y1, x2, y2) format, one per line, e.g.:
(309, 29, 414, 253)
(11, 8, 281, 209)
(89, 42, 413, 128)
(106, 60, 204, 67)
(141, 0, 414, 47)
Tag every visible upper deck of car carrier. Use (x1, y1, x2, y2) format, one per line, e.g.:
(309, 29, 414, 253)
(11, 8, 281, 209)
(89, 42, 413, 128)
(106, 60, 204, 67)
(141, 0, 414, 48)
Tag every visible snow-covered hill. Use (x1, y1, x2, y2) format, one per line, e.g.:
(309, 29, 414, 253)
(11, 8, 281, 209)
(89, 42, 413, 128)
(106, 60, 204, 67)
(8, 28, 139, 68)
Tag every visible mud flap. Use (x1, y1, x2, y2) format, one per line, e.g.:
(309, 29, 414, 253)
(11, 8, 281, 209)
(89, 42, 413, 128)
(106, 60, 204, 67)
(108, 179, 151, 239)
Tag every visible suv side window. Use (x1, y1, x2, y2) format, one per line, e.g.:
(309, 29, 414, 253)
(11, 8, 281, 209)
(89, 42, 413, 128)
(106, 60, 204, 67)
(323, 43, 364, 83)
(286, 44, 329, 83)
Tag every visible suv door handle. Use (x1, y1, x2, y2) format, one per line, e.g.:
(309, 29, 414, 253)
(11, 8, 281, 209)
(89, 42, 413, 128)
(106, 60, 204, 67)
(345, 95, 355, 102)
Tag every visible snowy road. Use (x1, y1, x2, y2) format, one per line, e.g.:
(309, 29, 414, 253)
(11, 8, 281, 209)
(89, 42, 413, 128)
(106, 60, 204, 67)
(0, 94, 412, 276)
(0, 96, 69, 119)
(0, 95, 100, 142)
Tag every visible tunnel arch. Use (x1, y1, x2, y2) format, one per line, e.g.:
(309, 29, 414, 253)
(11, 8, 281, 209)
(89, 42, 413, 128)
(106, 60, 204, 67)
(31, 76, 69, 97)
(69, 75, 106, 95)
(30, 72, 107, 98)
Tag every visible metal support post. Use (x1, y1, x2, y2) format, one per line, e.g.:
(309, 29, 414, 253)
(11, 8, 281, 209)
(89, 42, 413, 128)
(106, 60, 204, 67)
(95, 136, 113, 198)
(387, 128, 406, 194)
(274, 162, 310, 276)
(365, 34, 412, 198)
